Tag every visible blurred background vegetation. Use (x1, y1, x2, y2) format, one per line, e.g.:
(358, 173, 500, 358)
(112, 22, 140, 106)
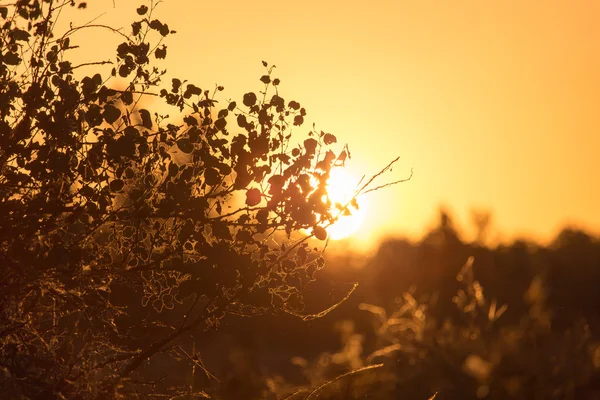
(185, 209, 600, 399)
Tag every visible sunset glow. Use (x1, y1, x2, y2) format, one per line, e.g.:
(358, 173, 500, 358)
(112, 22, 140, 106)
(59, 0, 600, 244)
(6, 2, 600, 397)
(324, 168, 368, 240)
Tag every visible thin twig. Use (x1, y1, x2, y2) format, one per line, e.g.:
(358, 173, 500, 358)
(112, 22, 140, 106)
(120, 296, 219, 377)
(361, 168, 413, 195)
(283, 283, 358, 321)
(304, 363, 384, 399)
(71, 60, 113, 70)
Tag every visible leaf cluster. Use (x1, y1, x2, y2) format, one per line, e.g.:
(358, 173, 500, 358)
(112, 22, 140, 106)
(0, 2, 390, 398)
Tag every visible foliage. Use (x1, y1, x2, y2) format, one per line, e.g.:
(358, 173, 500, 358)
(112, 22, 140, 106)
(0, 1, 393, 398)
(272, 263, 599, 399)
(266, 217, 600, 400)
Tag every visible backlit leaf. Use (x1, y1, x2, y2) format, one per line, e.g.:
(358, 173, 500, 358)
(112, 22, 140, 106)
(103, 105, 121, 124)
(243, 92, 257, 107)
(245, 188, 262, 206)
(139, 109, 152, 128)
(313, 226, 327, 241)
(323, 133, 337, 145)
(176, 139, 193, 154)
(204, 167, 220, 186)
(155, 45, 167, 59)
(10, 28, 31, 42)
(304, 138, 318, 154)
(109, 179, 124, 192)
(3, 52, 21, 65)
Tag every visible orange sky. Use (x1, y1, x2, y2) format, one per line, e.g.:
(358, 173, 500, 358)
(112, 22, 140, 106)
(65, 0, 600, 247)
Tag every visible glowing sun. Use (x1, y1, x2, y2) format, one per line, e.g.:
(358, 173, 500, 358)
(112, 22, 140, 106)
(323, 168, 368, 240)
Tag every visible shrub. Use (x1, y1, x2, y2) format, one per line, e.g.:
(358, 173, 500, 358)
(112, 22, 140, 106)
(0, 2, 398, 397)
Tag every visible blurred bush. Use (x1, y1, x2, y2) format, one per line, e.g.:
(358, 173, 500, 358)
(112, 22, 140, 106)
(268, 212, 600, 399)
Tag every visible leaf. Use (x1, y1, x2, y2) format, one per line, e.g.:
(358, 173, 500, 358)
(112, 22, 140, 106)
(117, 135, 136, 158)
(155, 45, 166, 59)
(121, 90, 133, 105)
(92, 73, 102, 85)
(237, 114, 247, 128)
(228, 101, 237, 111)
(117, 42, 130, 58)
(136, 5, 148, 14)
(184, 84, 201, 98)
(262, 60, 268, 67)
(3, 52, 21, 66)
(132, 21, 142, 36)
(243, 92, 257, 107)
(183, 115, 197, 126)
(10, 28, 31, 42)
(159, 23, 170, 37)
(216, 163, 232, 176)
(168, 163, 179, 176)
(176, 138, 193, 154)
(313, 226, 328, 241)
(323, 133, 337, 145)
(109, 179, 125, 192)
(304, 138, 318, 154)
(172, 78, 181, 92)
(236, 229, 253, 243)
(139, 109, 152, 129)
(293, 115, 304, 126)
(103, 105, 121, 124)
(0, 7, 7, 19)
(256, 209, 268, 224)
(204, 167, 220, 186)
(268, 174, 285, 190)
(245, 188, 262, 206)
(260, 75, 270, 84)
(119, 64, 131, 77)
(149, 19, 163, 31)
(215, 118, 227, 131)
(58, 61, 72, 74)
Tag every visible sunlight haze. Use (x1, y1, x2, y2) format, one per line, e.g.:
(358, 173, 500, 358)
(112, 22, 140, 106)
(64, 0, 600, 247)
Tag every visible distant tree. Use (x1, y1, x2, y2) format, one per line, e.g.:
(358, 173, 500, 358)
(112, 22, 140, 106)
(0, 1, 403, 398)
(470, 209, 492, 245)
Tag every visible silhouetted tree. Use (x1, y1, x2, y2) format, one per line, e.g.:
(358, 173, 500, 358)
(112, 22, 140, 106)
(0, 2, 398, 398)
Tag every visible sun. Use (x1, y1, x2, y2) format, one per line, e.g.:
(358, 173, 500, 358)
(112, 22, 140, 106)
(323, 168, 368, 240)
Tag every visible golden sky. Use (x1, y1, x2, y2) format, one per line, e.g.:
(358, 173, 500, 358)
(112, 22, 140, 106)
(65, 0, 600, 247)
